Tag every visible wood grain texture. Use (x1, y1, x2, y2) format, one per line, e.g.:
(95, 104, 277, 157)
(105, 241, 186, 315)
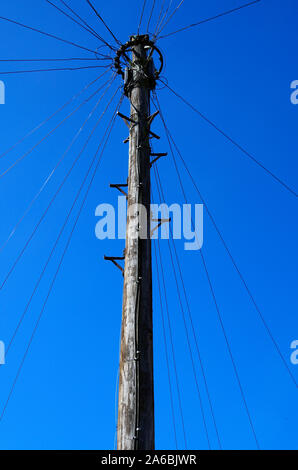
(117, 39, 154, 450)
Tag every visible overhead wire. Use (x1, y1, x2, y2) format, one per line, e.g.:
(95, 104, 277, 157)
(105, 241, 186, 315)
(153, 91, 298, 387)
(0, 0, 275, 443)
(168, 133, 298, 389)
(0, 71, 109, 161)
(0, 0, 278, 445)
(158, 0, 262, 39)
(161, 80, 297, 198)
(0, 92, 124, 422)
(154, 0, 174, 38)
(0, 57, 110, 62)
(153, 241, 178, 449)
(45, 0, 108, 44)
(58, 0, 109, 45)
(86, 0, 121, 47)
(0, 75, 116, 256)
(199, 240, 260, 449)
(155, 0, 186, 37)
(155, 234, 188, 449)
(146, 0, 156, 33)
(0, 15, 98, 55)
(137, 0, 148, 35)
(154, 164, 222, 449)
(1, 85, 121, 360)
(0, 78, 118, 292)
(0, 64, 111, 75)
(153, 92, 261, 449)
(0, 69, 113, 178)
(153, 0, 167, 37)
(152, 177, 211, 449)
(48, 0, 117, 52)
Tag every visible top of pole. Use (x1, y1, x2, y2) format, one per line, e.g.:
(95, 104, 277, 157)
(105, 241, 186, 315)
(113, 35, 164, 86)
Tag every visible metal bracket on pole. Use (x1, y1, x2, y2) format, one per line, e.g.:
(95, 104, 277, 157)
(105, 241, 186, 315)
(150, 152, 167, 168)
(150, 218, 171, 237)
(104, 256, 125, 276)
(148, 130, 160, 140)
(117, 111, 137, 129)
(117, 112, 159, 140)
(110, 183, 128, 198)
(147, 110, 159, 127)
(118, 110, 159, 140)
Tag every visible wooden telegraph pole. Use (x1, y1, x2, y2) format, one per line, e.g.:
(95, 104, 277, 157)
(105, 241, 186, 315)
(118, 35, 155, 451)
(107, 34, 164, 450)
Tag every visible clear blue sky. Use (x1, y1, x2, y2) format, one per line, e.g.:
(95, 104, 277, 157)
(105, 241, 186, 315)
(0, 0, 297, 450)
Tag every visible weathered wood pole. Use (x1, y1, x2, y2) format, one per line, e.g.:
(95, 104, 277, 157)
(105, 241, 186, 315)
(117, 36, 154, 450)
